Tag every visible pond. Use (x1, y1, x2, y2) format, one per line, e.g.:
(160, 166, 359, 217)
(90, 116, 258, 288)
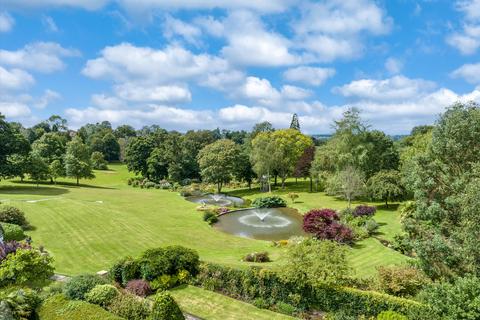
(185, 194, 245, 207)
(214, 207, 306, 241)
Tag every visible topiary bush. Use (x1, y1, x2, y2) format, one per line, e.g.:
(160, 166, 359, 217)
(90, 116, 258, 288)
(0, 206, 29, 229)
(303, 209, 354, 244)
(252, 196, 287, 208)
(85, 284, 119, 307)
(243, 252, 270, 263)
(376, 311, 408, 320)
(108, 293, 150, 320)
(125, 279, 152, 297)
(1, 222, 25, 241)
(150, 292, 184, 320)
(353, 205, 377, 217)
(64, 274, 108, 300)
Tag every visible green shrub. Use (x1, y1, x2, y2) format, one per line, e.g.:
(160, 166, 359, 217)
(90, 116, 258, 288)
(375, 266, 430, 297)
(85, 284, 119, 307)
(253, 297, 270, 309)
(252, 196, 287, 208)
(0, 287, 41, 320)
(0, 248, 54, 287)
(1, 223, 25, 241)
(275, 301, 296, 316)
(151, 274, 178, 291)
(149, 292, 184, 320)
(0, 206, 29, 229)
(144, 181, 156, 189)
(122, 258, 141, 285)
(243, 252, 270, 263)
(377, 311, 408, 320)
(39, 294, 123, 320)
(109, 256, 129, 284)
(417, 275, 480, 320)
(108, 293, 150, 320)
(140, 246, 199, 281)
(203, 211, 218, 225)
(64, 274, 108, 300)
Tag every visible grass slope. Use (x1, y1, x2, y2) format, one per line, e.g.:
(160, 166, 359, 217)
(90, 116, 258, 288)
(170, 285, 297, 320)
(0, 164, 409, 277)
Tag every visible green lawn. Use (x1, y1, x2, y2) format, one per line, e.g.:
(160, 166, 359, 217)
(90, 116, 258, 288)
(170, 285, 297, 320)
(0, 164, 409, 277)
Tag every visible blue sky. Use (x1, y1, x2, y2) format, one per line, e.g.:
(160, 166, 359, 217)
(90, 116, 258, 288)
(1, 0, 480, 134)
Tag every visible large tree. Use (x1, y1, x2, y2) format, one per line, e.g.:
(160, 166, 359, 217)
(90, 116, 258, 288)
(0, 115, 30, 179)
(250, 132, 277, 192)
(327, 166, 365, 208)
(197, 139, 239, 193)
(406, 102, 480, 279)
(268, 129, 313, 189)
(31, 132, 67, 182)
(65, 137, 94, 185)
(367, 170, 405, 207)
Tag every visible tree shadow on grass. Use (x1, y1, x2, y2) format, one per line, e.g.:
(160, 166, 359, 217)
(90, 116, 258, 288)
(376, 203, 400, 212)
(11, 180, 116, 190)
(0, 185, 70, 196)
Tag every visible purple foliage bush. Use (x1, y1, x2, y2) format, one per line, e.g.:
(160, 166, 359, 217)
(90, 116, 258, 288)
(353, 205, 377, 217)
(125, 279, 152, 297)
(303, 209, 354, 244)
(0, 240, 30, 263)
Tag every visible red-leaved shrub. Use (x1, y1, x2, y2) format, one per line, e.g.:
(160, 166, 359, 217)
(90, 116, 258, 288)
(125, 279, 152, 297)
(353, 205, 377, 217)
(303, 209, 354, 244)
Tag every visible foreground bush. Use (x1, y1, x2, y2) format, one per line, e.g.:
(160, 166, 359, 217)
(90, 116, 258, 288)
(0, 247, 54, 287)
(85, 284, 119, 307)
(195, 262, 428, 319)
(39, 294, 123, 320)
(108, 293, 150, 320)
(375, 266, 430, 297)
(303, 209, 354, 244)
(64, 274, 108, 300)
(0, 240, 30, 263)
(1, 222, 25, 241)
(0, 206, 29, 229)
(417, 275, 480, 319)
(252, 196, 287, 208)
(150, 292, 185, 320)
(126, 279, 152, 297)
(0, 287, 41, 320)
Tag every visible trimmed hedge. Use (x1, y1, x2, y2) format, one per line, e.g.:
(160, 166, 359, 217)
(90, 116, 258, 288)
(1, 222, 25, 241)
(194, 263, 428, 319)
(38, 294, 123, 320)
(0, 206, 29, 229)
(64, 274, 108, 300)
(85, 284, 119, 307)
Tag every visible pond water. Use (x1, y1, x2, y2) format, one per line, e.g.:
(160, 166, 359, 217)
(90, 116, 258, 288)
(214, 207, 305, 241)
(185, 194, 245, 207)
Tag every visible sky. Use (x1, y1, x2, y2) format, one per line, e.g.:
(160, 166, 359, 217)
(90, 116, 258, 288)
(1, 0, 480, 134)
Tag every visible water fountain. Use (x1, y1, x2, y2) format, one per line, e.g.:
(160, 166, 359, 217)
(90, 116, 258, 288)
(253, 209, 270, 221)
(215, 207, 305, 241)
(185, 193, 245, 207)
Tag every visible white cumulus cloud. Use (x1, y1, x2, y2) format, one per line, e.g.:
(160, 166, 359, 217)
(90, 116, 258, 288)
(283, 66, 336, 86)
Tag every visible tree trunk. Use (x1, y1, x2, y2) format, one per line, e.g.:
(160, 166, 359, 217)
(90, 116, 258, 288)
(295, 177, 298, 185)
(248, 181, 251, 190)
(309, 177, 313, 192)
(77, 177, 79, 186)
(274, 175, 277, 186)
(50, 177, 54, 184)
(281, 176, 286, 189)
(217, 182, 222, 194)
(385, 198, 388, 208)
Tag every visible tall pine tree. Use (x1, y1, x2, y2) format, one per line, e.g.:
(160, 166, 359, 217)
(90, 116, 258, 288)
(290, 113, 300, 131)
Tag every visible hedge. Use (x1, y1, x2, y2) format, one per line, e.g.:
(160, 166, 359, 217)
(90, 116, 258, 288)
(194, 263, 428, 319)
(1, 222, 25, 241)
(38, 294, 123, 320)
